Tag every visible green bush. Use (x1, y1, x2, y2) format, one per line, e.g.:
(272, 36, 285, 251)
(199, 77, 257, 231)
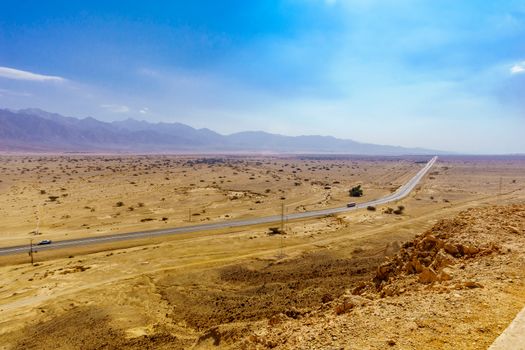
(349, 185, 363, 197)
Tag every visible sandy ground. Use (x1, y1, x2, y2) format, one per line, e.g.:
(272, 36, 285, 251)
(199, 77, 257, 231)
(0, 155, 524, 349)
(0, 155, 422, 247)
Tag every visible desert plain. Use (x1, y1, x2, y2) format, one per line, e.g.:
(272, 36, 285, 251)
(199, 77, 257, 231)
(0, 154, 524, 349)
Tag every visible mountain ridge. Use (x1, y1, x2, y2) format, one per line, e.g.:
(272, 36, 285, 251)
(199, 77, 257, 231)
(0, 108, 443, 155)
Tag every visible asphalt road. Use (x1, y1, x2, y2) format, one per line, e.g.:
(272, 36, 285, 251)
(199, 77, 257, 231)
(0, 156, 437, 256)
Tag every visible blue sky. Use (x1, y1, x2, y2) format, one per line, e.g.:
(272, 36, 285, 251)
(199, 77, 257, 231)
(0, 0, 524, 153)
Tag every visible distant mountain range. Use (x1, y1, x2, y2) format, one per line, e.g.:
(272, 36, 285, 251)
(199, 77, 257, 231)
(0, 108, 441, 155)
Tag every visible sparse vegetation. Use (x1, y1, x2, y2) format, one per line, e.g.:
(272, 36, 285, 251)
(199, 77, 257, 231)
(268, 227, 285, 235)
(0, 154, 524, 350)
(48, 195, 59, 202)
(349, 185, 363, 197)
(393, 205, 405, 215)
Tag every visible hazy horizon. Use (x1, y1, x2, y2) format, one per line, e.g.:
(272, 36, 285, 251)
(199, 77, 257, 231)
(1, 1, 524, 154)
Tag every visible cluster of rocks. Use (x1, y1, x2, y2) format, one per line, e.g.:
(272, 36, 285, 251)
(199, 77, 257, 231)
(352, 217, 502, 298)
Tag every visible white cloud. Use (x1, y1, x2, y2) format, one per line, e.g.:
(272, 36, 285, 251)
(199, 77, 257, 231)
(100, 104, 130, 113)
(0, 66, 66, 82)
(139, 107, 149, 114)
(510, 61, 525, 74)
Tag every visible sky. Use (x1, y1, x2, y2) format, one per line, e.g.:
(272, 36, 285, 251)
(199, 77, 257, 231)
(0, 0, 524, 154)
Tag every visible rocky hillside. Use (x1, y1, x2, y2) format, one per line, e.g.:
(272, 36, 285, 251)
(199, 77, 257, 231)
(230, 204, 525, 349)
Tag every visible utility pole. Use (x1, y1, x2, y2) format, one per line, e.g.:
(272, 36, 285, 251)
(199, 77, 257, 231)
(280, 202, 284, 233)
(29, 238, 34, 265)
(36, 205, 41, 236)
(29, 206, 41, 265)
(279, 202, 285, 259)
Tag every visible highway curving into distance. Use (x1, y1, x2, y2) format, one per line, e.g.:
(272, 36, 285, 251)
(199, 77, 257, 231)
(0, 156, 437, 256)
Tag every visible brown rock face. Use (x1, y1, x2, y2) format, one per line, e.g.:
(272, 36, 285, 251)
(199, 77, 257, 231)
(419, 267, 438, 284)
(368, 206, 511, 293)
(376, 262, 394, 281)
(431, 250, 454, 270)
(438, 267, 453, 281)
(334, 300, 354, 315)
(444, 243, 459, 256)
(461, 245, 480, 256)
(464, 281, 483, 289)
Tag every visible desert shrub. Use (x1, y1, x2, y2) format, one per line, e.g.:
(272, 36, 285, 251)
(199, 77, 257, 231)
(115, 201, 124, 207)
(393, 205, 405, 215)
(268, 227, 283, 235)
(349, 185, 363, 197)
(367, 205, 376, 211)
(384, 207, 394, 214)
(48, 195, 59, 202)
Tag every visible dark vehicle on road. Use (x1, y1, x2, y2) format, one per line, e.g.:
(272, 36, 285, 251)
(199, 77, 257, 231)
(347, 202, 356, 208)
(37, 239, 52, 245)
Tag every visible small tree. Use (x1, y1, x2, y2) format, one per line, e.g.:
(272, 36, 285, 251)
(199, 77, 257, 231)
(349, 185, 363, 197)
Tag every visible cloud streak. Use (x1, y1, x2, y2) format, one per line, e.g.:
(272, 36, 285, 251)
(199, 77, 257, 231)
(100, 104, 130, 113)
(0, 66, 66, 82)
(510, 62, 525, 74)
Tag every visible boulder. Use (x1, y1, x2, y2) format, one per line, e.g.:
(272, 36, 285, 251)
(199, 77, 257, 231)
(444, 243, 459, 256)
(462, 245, 480, 256)
(376, 263, 393, 281)
(419, 267, 438, 284)
(438, 267, 453, 281)
(431, 250, 454, 270)
(464, 281, 483, 289)
(418, 235, 443, 252)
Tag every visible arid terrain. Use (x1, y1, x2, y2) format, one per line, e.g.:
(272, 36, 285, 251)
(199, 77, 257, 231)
(0, 155, 524, 349)
(0, 155, 424, 247)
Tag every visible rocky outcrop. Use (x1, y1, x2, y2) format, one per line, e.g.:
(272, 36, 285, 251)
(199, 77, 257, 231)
(360, 205, 523, 296)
